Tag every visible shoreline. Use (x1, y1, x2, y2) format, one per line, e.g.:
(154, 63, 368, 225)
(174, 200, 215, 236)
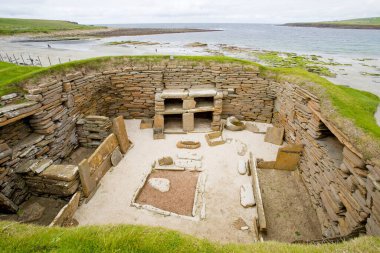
(2, 28, 221, 41)
(282, 23, 380, 30)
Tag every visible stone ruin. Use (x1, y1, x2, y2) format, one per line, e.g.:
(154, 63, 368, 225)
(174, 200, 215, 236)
(0, 57, 378, 237)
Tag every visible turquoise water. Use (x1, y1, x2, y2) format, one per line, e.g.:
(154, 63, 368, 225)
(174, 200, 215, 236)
(103, 23, 380, 58)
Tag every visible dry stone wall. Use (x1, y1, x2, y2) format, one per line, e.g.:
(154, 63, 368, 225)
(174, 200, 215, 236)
(270, 80, 380, 237)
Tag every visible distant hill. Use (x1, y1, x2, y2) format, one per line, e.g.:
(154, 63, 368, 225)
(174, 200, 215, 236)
(0, 17, 103, 35)
(284, 17, 380, 30)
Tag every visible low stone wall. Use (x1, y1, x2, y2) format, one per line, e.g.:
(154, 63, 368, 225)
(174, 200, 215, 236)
(76, 115, 112, 148)
(271, 81, 380, 237)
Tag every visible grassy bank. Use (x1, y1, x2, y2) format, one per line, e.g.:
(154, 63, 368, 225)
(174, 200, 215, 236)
(2, 55, 379, 158)
(0, 62, 42, 96)
(0, 18, 102, 35)
(284, 17, 380, 29)
(0, 221, 379, 253)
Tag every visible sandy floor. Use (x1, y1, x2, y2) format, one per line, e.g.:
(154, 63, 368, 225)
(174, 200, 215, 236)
(74, 119, 280, 243)
(259, 169, 322, 242)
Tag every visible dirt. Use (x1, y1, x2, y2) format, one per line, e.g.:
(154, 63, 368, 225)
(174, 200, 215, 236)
(136, 170, 199, 216)
(258, 169, 322, 242)
(0, 196, 67, 226)
(62, 147, 95, 165)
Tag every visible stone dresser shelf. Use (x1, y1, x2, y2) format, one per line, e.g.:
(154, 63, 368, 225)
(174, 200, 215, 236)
(153, 88, 223, 138)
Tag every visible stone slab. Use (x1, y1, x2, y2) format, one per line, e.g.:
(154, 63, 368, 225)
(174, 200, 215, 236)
(50, 192, 81, 227)
(78, 159, 97, 198)
(241, 183, 255, 207)
(264, 126, 284, 145)
(40, 164, 78, 182)
(111, 147, 123, 166)
(188, 88, 217, 98)
(161, 89, 187, 99)
(183, 113, 194, 132)
(112, 116, 130, 154)
(88, 134, 118, 170)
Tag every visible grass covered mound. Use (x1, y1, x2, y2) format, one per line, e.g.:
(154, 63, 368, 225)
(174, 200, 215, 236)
(0, 18, 102, 35)
(0, 221, 379, 253)
(284, 17, 380, 29)
(1, 55, 379, 158)
(0, 62, 42, 96)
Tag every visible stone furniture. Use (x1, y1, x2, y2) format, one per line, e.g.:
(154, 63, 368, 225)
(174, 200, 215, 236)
(153, 88, 223, 139)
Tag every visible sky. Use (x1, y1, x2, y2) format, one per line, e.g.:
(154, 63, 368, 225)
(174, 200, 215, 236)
(0, 0, 379, 24)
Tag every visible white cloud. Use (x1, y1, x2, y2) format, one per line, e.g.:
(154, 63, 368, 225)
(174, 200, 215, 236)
(0, 0, 379, 24)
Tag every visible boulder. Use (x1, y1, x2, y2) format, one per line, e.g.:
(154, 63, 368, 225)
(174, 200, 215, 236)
(225, 116, 246, 131)
(18, 202, 45, 223)
(148, 178, 170, 192)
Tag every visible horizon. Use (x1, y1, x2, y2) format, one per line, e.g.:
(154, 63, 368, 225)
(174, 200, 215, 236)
(1, 0, 380, 24)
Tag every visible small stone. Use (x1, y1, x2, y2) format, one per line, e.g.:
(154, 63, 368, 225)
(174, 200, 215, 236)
(158, 156, 173, 166)
(240, 184, 255, 208)
(148, 178, 170, 192)
(1, 93, 17, 101)
(241, 226, 249, 231)
(238, 160, 247, 175)
(111, 148, 123, 166)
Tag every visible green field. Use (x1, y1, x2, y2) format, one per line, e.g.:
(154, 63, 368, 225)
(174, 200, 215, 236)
(322, 17, 380, 25)
(0, 221, 379, 253)
(0, 18, 102, 35)
(284, 17, 380, 29)
(1, 55, 379, 158)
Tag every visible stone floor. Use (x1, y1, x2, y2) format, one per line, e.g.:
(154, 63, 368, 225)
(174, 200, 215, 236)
(74, 119, 320, 243)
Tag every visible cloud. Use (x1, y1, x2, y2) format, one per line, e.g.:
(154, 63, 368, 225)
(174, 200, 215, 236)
(0, 0, 379, 24)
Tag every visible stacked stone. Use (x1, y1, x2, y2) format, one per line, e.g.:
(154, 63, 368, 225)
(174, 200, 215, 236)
(76, 115, 112, 148)
(271, 80, 379, 236)
(0, 101, 41, 124)
(0, 167, 28, 209)
(16, 160, 79, 197)
(0, 93, 23, 107)
(366, 159, 380, 235)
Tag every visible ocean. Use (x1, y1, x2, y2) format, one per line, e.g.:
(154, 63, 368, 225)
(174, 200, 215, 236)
(103, 23, 380, 58)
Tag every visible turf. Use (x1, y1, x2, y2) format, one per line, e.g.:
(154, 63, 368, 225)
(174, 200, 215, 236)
(0, 221, 379, 253)
(284, 17, 380, 29)
(0, 18, 102, 35)
(1, 55, 379, 158)
(0, 62, 42, 96)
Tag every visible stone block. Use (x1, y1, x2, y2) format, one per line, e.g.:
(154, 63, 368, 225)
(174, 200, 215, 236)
(78, 159, 96, 198)
(183, 113, 194, 132)
(274, 144, 303, 171)
(40, 164, 78, 182)
(183, 99, 196, 110)
(264, 126, 284, 145)
(111, 116, 130, 154)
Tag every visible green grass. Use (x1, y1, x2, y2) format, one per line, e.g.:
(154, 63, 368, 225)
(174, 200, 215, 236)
(0, 62, 42, 96)
(2, 55, 379, 158)
(0, 18, 103, 35)
(0, 221, 379, 253)
(285, 17, 380, 29)
(322, 17, 380, 25)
